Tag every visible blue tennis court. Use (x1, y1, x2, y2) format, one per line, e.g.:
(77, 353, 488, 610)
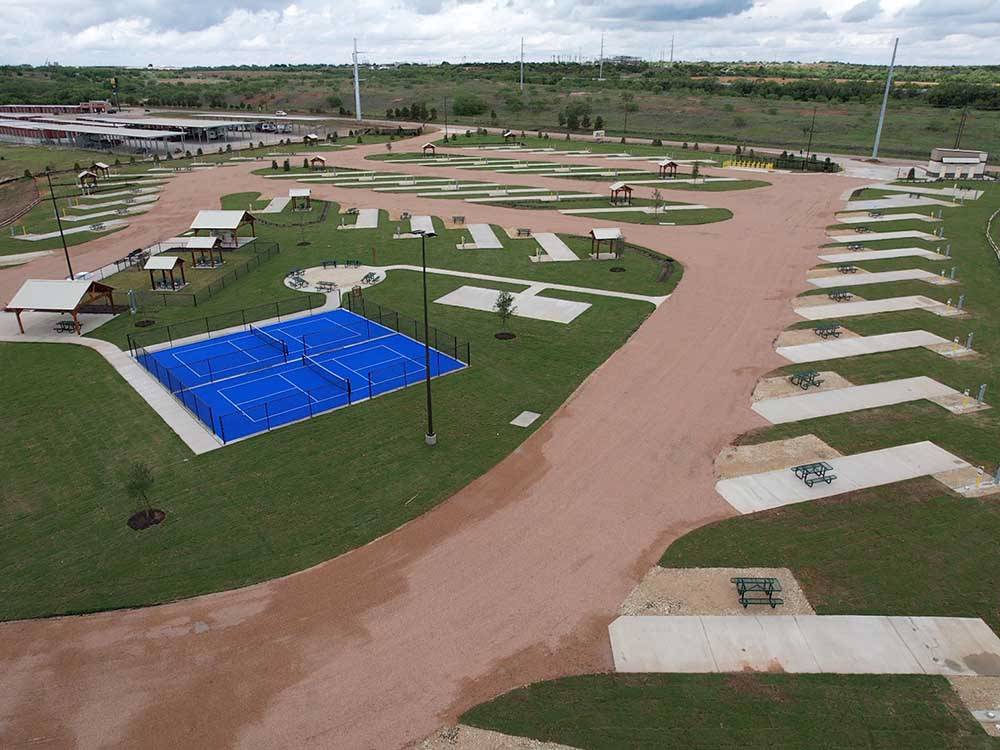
(138, 308, 468, 442)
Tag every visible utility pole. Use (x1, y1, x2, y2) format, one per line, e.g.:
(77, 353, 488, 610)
(598, 33, 605, 81)
(804, 106, 817, 169)
(954, 106, 969, 149)
(443, 96, 449, 138)
(520, 37, 524, 92)
(670, 35, 674, 65)
(44, 171, 73, 279)
(871, 37, 898, 161)
(352, 38, 363, 123)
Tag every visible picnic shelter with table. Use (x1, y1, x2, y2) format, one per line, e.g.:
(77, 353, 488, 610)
(4, 278, 116, 335)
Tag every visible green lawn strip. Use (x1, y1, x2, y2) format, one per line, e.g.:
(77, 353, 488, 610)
(460, 672, 999, 750)
(0, 269, 655, 620)
(0, 198, 131, 256)
(661, 478, 1000, 631)
(88, 196, 677, 350)
(440, 133, 727, 160)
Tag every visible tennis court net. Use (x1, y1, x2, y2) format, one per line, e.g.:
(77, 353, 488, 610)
(302, 354, 352, 399)
(249, 323, 289, 359)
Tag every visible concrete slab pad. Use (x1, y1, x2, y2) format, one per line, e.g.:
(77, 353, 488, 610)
(837, 213, 938, 225)
(457, 223, 503, 250)
(410, 215, 434, 234)
(846, 197, 956, 211)
(818, 247, 948, 263)
(465, 193, 603, 204)
(608, 616, 717, 673)
(890, 617, 1000, 676)
(869, 183, 982, 200)
(777, 330, 950, 363)
(795, 616, 924, 674)
(808, 269, 952, 288)
(752, 376, 958, 424)
(337, 208, 379, 230)
(715, 441, 968, 513)
(700, 616, 822, 673)
(434, 285, 590, 324)
(829, 230, 941, 243)
(559, 204, 709, 216)
(795, 296, 956, 320)
(510, 411, 541, 428)
(533, 233, 579, 262)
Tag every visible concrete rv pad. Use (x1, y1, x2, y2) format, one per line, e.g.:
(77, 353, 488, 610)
(808, 269, 954, 288)
(777, 330, 953, 363)
(829, 230, 941, 243)
(752, 376, 971, 424)
(836, 213, 939, 225)
(715, 441, 968, 513)
(456, 224, 504, 249)
(609, 615, 1000, 675)
(337, 208, 379, 230)
(795, 295, 958, 320)
(532, 233, 580, 262)
(434, 285, 591, 323)
(818, 247, 948, 263)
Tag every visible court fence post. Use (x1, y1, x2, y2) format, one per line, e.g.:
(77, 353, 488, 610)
(241, 309, 247, 328)
(218, 416, 226, 443)
(403, 361, 408, 387)
(346, 381, 352, 405)
(368, 372, 373, 400)
(264, 402, 271, 431)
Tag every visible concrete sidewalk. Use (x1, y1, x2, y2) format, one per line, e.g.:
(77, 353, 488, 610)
(609, 615, 1000, 675)
(715, 440, 968, 513)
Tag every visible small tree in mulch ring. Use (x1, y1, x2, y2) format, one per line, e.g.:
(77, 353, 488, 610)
(125, 461, 165, 531)
(493, 290, 517, 340)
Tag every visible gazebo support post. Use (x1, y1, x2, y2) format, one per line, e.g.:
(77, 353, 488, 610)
(14, 310, 24, 334)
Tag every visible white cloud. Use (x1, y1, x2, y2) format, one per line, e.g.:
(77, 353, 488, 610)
(0, 0, 997, 66)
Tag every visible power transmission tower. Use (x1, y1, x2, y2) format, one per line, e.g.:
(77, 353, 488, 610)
(954, 107, 969, 149)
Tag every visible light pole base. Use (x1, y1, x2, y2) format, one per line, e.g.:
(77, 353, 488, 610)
(425, 432, 438, 446)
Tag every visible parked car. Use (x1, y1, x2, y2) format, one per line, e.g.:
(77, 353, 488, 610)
(274, 110, 287, 116)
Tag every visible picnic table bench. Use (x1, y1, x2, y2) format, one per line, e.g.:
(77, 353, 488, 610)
(54, 320, 78, 333)
(315, 281, 338, 292)
(731, 577, 784, 609)
(789, 370, 823, 390)
(854, 226, 869, 233)
(837, 264, 858, 274)
(400, 211, 412, 220)
(828, 289, 852, 302)
(322, 259, 339, 268)
(814, 322, 842, 339)
(452, 216, 465, 225)
(286, 268, 304, 278)
(516, 228, 532, 238)
(791, 461, 836, 487)
(847, 243, 864, 251)
(868, 210, 883, 217)
(346, 207, 359, 215)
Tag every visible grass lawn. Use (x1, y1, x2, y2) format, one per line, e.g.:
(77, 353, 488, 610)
(0, 195, 674, 620)
(486, 195, 733, 225)
(461, 673, 1000, 749)
(0, 196, 131, 256)
(656, 182, 1000, 631)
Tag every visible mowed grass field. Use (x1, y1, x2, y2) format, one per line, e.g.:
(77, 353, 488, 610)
(0, 194, 676, 620)
(459, 673, 1000, 749)
(659, 182, 1000, 631)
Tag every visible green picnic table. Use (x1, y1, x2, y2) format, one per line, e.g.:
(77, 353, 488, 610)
(731, 577, 784, 608)
(791, 461, 837, 487)
(789, 370, 823, 390)
(814, 323, 841, 339)
(828, 289, 852, 302)
(837, 264, 858, 274)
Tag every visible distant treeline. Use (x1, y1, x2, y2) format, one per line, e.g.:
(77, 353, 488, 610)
(2, 62, 999, 111)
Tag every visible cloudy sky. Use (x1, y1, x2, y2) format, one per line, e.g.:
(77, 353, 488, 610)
(0, 0, 997, 67)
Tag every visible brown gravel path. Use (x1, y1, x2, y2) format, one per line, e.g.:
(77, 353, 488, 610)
(0, 134, 866, 749)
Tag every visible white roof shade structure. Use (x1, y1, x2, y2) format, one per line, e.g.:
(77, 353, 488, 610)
(289, 188, 311, 198)
(190, 210, 253, 231)
(656, 159, 679, 167)
(609, 182, 632, 191)
(309, 155, 326, 162)
(77, 115, 252, 130)
(78, 170, 96, 178)
(192, 112, 333, 123)
(591, 227, 624, 241)
(6, 279, 103, 311)
(144, 255, 183, 270)
(941, 156, 983, 164)
(305, 133, 320, 139)
(92, 161, 110, 169)
(184, 236, 221, 249)
(422, 143, 436, 149)
(0, 119, 178, 139)
(502, 130, 514, 137)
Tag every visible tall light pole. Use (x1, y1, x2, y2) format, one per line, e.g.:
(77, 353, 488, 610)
(352, 38, 363, 123)
(414, 229, 437, 445)
(871, 37, 899, 161)
(520, 37, 525, 93)
(45, 171, 73, 279)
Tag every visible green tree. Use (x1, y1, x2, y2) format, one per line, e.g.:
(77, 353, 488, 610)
(452, 92, 487, 116)
(494, 290, 517, 330)
(620, 92, 638, 136)
(125, 462, 155, 522)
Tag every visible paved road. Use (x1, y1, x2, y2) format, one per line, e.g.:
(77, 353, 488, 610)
(0, 134, 865, 748)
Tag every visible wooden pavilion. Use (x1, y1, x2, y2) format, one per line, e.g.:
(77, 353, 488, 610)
(184, 236, 225, 267)
(78, 170, 98, 190)
(656, 159, 679, 179)
(422, 143, 436, 156)
(189, 210, 256, 249)
(144, 255, 187, 290)
(289, 187, 312, 211)
(90, 161, 111, 178)
(609, 182, 633, 206)
(589, 227, 625, 259)
(5, 278, 115, 335)
(308, 155, 326, 169)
